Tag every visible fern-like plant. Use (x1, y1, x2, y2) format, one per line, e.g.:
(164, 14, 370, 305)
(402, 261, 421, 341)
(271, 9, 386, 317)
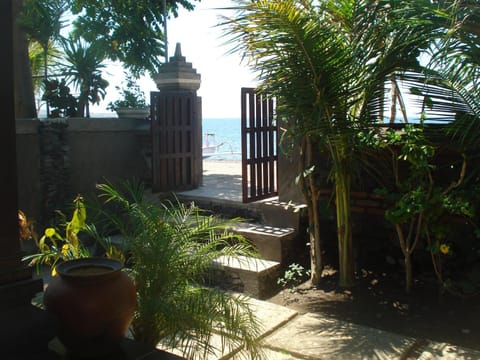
(94, 181, 264, 359)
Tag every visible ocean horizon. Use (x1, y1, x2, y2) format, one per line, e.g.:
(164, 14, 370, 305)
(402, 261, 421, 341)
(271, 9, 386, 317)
(43, 112, 243, 160)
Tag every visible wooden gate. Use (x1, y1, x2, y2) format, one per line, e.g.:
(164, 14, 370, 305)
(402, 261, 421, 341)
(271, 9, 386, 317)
(151, 91, 201, 192)
(241, 88, 278, 203)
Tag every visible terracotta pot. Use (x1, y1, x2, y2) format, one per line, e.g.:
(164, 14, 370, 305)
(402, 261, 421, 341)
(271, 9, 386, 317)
(44, 258, 136, 359)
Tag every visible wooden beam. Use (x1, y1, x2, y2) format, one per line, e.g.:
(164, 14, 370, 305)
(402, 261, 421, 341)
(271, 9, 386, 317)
(0, 0, 24, 283)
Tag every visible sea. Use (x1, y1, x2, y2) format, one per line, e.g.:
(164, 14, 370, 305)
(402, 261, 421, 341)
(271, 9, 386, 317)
(202, 118, 241, 160)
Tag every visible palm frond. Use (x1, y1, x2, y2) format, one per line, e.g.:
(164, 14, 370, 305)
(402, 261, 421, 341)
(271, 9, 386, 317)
(94, 180, 263, 357)
(225, 0, 355, 131)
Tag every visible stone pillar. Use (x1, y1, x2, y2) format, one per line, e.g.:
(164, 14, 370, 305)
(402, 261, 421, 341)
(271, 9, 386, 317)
(152, 43, 203, 189)
(0, 0, 42, 306)
(153, 43, 201, 92)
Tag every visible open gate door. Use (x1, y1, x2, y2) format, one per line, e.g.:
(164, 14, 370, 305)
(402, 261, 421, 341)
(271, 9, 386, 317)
(241, 88, 278, 203)
(151, 91, 202, 192)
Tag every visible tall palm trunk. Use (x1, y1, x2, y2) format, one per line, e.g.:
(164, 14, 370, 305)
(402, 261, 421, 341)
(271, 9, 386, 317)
(77, 90, 88, 117)
(331, 141, 355, 287)
(303, 135, 323, 285)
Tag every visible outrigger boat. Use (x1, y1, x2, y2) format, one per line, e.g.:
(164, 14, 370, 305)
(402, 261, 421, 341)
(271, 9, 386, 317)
(202, 132, 224, 157)
(202, 132, 239, 158)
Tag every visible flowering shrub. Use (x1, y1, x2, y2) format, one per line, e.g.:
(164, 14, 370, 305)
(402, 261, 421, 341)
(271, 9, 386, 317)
(360, 124, 474, 293)
(439, 244, 450, 255)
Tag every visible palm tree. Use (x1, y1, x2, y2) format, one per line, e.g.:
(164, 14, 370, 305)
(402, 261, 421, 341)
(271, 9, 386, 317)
(18, 0, 67, 116)
(29, 42, 46, 97)
(224, 0, 442, 287)
(61, 37, 109, 117)
(424, 0, 480, 148)
(29, 41, 62, 112)
(94, 181, 263, 359)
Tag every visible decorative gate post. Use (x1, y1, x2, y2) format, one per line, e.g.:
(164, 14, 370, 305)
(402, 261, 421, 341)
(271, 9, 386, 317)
(151, 43, 202, 192)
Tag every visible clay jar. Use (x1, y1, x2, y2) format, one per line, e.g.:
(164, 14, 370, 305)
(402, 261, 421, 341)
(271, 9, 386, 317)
(44, 257, 136, 359)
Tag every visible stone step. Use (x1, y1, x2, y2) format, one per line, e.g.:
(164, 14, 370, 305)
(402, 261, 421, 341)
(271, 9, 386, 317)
(174, 195, 263, 223)
(233, 223, 296, 263)
(211, 255, 281, 300)
(254, 199, 306, 230)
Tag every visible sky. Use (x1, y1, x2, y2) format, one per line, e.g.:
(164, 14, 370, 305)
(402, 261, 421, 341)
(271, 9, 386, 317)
(96, 0, 257, 119)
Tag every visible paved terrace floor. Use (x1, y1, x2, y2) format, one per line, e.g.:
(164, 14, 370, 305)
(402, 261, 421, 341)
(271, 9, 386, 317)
(168, 160, 480, 359)
(158, 296, 480, 360)
(178, 159, 243, 202)
(11, 292, 476, 359)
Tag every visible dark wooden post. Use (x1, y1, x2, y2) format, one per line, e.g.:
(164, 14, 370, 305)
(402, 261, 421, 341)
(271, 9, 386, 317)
(0, 0, 42, 306)
(0, 0, 23, 279)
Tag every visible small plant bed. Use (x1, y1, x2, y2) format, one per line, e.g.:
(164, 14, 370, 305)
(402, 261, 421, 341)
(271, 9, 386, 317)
(268, 260, 480, 352)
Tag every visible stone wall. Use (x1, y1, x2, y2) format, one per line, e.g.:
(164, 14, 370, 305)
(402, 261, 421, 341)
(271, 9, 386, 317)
(66, 118, 149, 198)
(38, 120, 70, 224)
(16, 116, 301, 224)
(16, 119, 42, 223)
(16, 118, 150, 223)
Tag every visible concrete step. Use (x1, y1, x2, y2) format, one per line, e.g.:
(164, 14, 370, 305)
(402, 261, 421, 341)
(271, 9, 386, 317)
(173, 195, 263, 223)
(233, 223, 295, 263)
(254, 199, 306, 230)
(211, 255, 281, 299)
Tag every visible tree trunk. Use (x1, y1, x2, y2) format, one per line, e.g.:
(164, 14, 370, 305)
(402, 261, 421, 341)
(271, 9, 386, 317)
(395, 223, 415, 293)
(333, 146, 355, 287)
(77, 95, 87, 117)
(405, 252, 412, 293)
(305, 135, 323, 285)
(389, 75, 397, 123)
(12, 0, 37, 119)
(43, 50, 49, 117)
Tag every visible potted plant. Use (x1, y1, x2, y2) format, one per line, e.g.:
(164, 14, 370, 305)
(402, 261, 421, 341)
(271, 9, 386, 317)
(23, 182, 264, 358)
(107, 72, 149, 119)
(22, 197, 136, 359)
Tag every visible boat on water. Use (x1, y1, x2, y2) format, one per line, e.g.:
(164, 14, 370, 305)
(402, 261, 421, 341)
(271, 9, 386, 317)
(203, 132, 224, 157)
(202, 132, 240, 158)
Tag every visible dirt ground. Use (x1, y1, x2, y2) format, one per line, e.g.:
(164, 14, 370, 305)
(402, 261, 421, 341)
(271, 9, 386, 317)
(267, 265, 480, 351)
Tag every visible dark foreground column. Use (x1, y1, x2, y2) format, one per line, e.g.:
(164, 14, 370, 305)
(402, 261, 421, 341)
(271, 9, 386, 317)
(0, 0, 41, 305)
